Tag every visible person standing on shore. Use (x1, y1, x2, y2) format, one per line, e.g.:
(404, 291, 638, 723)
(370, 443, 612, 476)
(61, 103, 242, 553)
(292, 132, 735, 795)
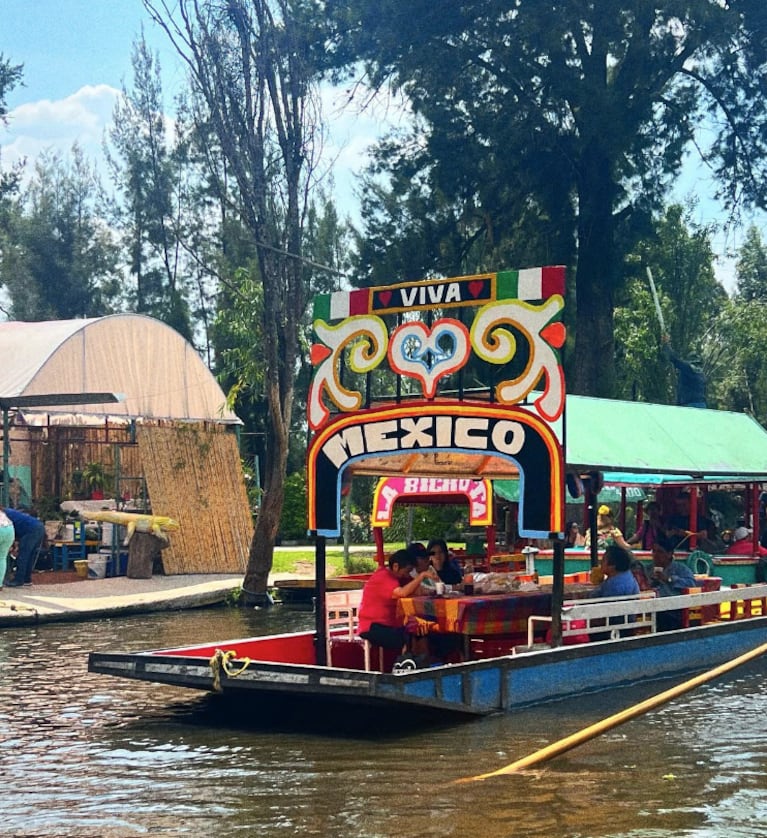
(0, 508, 14, 588)
(4, 507, 45, 587)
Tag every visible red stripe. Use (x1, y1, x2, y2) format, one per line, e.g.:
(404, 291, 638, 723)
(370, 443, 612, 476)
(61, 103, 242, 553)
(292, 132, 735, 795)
(541, 265, 566, 297)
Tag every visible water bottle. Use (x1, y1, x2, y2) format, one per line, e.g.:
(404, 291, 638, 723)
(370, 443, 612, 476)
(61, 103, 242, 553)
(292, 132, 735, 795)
(463, 561, 474, 596)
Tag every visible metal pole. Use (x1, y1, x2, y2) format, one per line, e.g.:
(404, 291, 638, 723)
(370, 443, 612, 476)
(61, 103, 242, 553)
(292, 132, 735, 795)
(550, 537, 565, 647)
(2, 408, 9, 507)
(314, 535, 327, 665)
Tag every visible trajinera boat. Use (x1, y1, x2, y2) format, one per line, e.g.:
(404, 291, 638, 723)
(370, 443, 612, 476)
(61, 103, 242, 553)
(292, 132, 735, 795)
(89, 267, 767, 718)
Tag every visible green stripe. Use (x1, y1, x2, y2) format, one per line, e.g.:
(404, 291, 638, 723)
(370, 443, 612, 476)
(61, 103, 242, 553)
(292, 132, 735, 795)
(313, 294, 331, 321)
(496, 270, 519, 300)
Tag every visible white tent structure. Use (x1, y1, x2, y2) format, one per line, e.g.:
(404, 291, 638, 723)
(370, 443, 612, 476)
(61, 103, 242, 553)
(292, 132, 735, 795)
(0, 315, 240, 425)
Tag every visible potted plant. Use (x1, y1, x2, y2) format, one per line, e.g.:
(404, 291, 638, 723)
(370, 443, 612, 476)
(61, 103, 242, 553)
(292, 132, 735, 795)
(81, 462, 111, 500)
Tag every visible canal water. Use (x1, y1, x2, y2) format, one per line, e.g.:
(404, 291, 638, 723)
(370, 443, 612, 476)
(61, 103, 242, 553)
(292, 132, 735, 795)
(1, 605, 766, 838)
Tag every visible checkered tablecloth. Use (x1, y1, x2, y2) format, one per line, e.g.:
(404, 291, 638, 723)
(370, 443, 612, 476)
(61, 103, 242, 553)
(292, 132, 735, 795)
(398, 591, 555, 636)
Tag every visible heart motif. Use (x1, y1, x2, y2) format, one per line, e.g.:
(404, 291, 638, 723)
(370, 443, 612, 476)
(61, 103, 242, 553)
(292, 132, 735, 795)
(377, 290, 392, 307)
(388, 319, 470, 397)
(468, 280, 484, 298)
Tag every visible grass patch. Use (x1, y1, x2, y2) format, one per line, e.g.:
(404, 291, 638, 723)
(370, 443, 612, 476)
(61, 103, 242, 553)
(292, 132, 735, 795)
(271, 544, 383, 576)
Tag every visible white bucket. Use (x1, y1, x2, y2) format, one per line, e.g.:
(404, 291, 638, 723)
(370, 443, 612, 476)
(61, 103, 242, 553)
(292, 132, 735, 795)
(63, 524, 75, 541)
(101, 522, 113, 545)
(87, 555, 108, 579)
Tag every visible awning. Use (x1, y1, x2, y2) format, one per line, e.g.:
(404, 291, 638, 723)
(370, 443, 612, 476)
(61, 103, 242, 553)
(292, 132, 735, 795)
(565, 396, 767, 478)
(494, 479, 647, 505)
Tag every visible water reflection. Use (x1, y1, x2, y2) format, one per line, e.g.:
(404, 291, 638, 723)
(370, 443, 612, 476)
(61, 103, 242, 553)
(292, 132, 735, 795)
(0, 606, 766, 837)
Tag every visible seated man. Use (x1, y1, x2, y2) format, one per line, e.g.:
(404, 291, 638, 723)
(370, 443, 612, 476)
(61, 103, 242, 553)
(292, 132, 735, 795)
(358, 549, 437, 652)
(589, 545, 641, 640)
(590, 545, 640, 599)
(650, 535, 698, 631)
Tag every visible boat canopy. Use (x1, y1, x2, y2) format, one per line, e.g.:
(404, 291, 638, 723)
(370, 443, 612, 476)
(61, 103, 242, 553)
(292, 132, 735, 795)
(565, 395, 767, 479)
(494, 478, 647, 504)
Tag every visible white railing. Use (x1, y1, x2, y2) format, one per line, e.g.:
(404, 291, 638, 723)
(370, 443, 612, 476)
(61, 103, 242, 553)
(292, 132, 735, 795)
(527, 584, 767, 646)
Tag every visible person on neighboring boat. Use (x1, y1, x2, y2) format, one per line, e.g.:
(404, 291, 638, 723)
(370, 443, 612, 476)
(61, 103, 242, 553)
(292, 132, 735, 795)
(424, 538, 463, 585)
(627, 501, 664, 551)
(583, 505, 632, 551)
(662, 334, 707, 408)
(3, 507, 45, 587)
(666, 492, 714, 549)
(726, 526, 767, 556)
(564, 520, 586, 549)
(0, 508, 14, 589)
(589, 545, 640, 599)
(358, 548, 438, 652)
(650, 535, 698, 631)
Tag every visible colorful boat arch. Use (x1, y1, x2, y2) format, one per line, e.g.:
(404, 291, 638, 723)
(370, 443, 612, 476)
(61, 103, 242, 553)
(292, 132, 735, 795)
(306, 267, 567, 541)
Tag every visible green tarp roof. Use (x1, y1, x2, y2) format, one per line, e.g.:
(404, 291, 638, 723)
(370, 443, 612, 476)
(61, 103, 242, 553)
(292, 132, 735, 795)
(563, 396, 767, 479)
(494, 479, 646, 504)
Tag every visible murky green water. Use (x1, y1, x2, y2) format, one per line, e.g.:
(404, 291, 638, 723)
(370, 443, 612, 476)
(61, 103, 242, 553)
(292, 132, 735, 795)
(1, 606, 766, 837)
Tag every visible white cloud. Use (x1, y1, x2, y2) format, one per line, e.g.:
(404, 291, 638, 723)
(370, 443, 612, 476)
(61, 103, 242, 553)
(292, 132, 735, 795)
(2, 85, 120, 176)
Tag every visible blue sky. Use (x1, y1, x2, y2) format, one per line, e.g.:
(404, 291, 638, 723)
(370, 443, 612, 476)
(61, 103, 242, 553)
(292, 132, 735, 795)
(0, 0, 385, 225)
(2, 0, 764, 292)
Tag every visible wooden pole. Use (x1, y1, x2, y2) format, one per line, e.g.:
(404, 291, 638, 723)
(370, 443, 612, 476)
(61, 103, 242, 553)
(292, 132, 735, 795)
(456, 641, 767, 783)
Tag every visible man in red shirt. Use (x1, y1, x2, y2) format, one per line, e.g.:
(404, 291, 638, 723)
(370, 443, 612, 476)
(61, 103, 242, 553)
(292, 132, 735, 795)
(358, 548, 437, 650)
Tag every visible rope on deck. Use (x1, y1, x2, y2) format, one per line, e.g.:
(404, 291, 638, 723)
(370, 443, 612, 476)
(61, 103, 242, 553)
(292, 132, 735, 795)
(208, 648, 252, 692)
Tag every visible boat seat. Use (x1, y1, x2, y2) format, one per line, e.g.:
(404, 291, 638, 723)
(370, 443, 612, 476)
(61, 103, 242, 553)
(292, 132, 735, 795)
(325, 589, 383, 671)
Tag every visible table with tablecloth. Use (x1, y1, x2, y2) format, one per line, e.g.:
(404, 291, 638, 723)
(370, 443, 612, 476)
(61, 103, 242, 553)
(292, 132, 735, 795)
(398, 584, 594, 643)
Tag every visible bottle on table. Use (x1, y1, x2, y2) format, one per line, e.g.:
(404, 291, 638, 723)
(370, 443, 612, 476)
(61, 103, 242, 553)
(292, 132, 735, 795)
(463, 561, 474, 595)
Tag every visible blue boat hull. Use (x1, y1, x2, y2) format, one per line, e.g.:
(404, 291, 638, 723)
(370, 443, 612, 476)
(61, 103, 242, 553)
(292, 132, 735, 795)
(88, 617, 767, 717)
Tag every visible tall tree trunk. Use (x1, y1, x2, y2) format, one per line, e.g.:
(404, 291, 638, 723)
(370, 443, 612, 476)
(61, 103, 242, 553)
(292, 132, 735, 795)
(571, 144, 617, 397)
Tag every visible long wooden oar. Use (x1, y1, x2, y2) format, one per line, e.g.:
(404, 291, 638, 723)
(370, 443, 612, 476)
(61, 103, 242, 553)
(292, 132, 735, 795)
(457, 641, 767, 783)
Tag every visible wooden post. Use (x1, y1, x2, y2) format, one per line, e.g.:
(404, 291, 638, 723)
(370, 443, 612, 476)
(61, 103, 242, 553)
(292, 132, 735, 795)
(127, 531, 164, 579)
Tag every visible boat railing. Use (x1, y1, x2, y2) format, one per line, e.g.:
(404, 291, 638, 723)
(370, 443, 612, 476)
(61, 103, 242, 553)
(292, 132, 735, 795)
(527, 583, 767, 646)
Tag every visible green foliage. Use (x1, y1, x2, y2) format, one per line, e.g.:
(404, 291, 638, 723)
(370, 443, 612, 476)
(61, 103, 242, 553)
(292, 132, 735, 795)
(735, 226, 767, 304)
(81, 462, 112, 493)
(387, 504, 465, 545)
(0, 147, 123, 320)
(278, 471, 308, 541)
(616, 204, 725, 405)
(325, 0, 767, 395)
(106, 34, 195, 341)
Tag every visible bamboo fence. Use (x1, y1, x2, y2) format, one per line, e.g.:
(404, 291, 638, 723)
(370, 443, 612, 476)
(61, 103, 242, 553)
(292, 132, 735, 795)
(137, 424, 253, 574)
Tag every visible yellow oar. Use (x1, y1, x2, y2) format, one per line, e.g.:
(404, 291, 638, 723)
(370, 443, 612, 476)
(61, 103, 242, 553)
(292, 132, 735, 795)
(457, 640, 767, 783)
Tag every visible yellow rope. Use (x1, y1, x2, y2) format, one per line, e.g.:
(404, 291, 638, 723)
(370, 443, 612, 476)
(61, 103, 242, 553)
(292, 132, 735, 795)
(208, 648, 252, 692)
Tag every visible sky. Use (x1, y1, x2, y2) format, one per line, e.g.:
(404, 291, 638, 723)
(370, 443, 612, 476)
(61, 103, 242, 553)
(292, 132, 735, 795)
(1, 0, 765, 293)
(0, 0, 392, 227)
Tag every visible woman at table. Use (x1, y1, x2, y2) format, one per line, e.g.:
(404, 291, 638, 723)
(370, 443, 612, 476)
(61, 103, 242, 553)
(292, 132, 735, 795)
(583, 505, 632, 551)
(425, 538, 464, 585)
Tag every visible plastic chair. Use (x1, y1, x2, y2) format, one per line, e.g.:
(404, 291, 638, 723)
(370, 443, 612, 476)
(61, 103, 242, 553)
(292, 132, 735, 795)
(325, 589, 383, 670)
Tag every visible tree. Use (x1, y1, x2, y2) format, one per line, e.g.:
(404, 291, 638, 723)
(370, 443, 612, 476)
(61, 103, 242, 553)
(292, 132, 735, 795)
(324, 1, 767, 396)
(0, 54, 23, 204)
(145, 0, 326, 603)
(614, 204, 725, 405)
(712, 228, 767, 423)
(0, 147, 123, 320)
(107, 33, 195, 341)
(734, 226, 767, 303)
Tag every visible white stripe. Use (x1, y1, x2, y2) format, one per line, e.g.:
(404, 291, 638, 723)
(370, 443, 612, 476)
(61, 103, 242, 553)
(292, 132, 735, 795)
(517, 268, 543, 299)
(329, 291, 351, 319)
